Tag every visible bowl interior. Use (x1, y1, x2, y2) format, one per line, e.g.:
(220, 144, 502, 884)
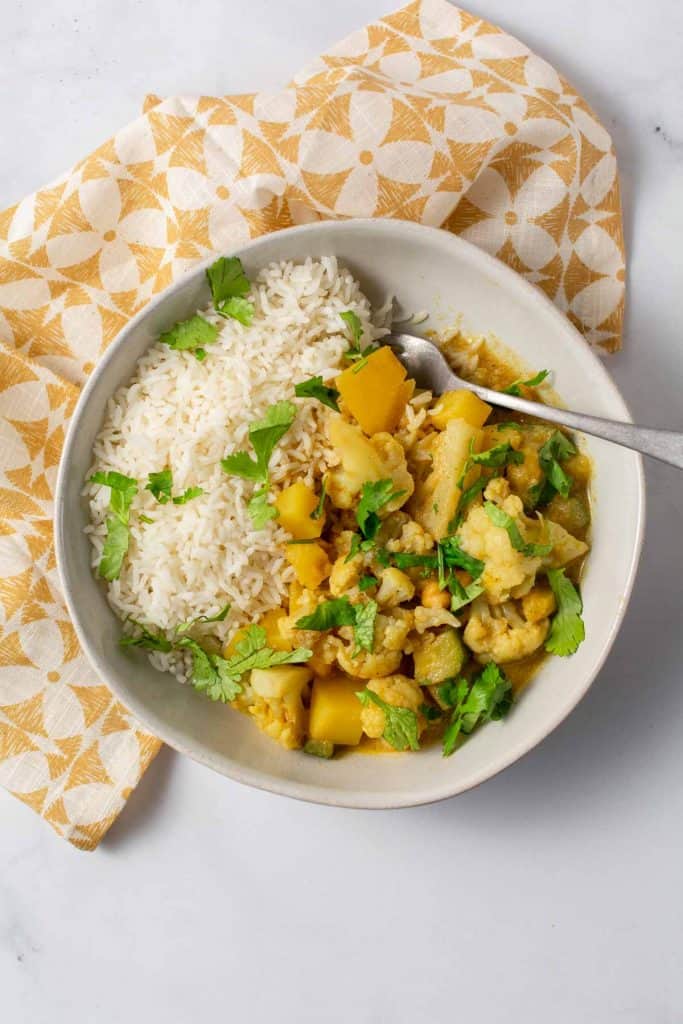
(56, 220, 644, 807)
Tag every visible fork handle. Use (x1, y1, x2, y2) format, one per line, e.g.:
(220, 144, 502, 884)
(465, 381, 683, 470)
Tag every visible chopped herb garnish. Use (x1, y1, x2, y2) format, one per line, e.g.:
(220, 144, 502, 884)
(296, 596, 377, 655)
(340, 310, 363, 347)
(175, 604, 231, 635)
(448, 576, 484, 613)
(353, 599, 378, 655)
(496, 421, 525, 432)
(206, 256, 254, 324)
(356, 479, 406, 543)
(310, 478, 327, 521)
(345, 533, 375, 563)
(217, 296, 254, 326)
(89, 471, 138, 581)
(146, 469, 203, 506)
(420, 702, 443, 722)
(247, 486, 278, 529)
(355, 688, 420, 752)
(296, 597, 358, 632)
(484, 502, 552, 557)
(120, 619, 172, 653)
(439, 536, 485, 579)
(294, 376, 340, 412)
(545, 568, 585, 656)
(160, 315, 218, 360)
(146, 469, 173, 504)
(503, 369, 550, 396)
(442, 664, 512, 757)
(529, 431, 578, 507)
(173, 486, 204, 505)
(470, 441, 524, 469)
(449, 476, 488, 531)
(139, 514, 154, 524)
(221, 401, 297, 528)
(358, 574, 378, 592)
(340, 310, 378, 364)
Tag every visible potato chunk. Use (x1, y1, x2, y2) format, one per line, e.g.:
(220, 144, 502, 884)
(285, 542, 331, 589)
(430, 390, 492, 430)
(309, 675, 364, 746)
(275, 481, 324, 539)
(409, 419, 481, 538)
(336, 347, 412, 435)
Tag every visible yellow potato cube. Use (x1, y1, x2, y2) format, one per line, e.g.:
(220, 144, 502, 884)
(259, 608, 292, 651)
(336, 347, 410, 435)
(430, 390, 492, 430)
(275, 481, 324, 539)
(309, 675, 363, 746)
(285, 542, 332, 589)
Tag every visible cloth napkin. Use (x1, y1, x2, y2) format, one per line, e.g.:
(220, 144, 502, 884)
(0, 0, 625, 849)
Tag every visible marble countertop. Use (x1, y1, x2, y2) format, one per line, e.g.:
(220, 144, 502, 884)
(2, 1, 682, 1021)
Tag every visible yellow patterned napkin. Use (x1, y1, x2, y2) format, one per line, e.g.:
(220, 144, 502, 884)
(0, 0, 625, 849)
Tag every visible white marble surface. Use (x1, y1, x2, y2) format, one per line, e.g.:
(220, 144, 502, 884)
(2, 1, 683, 1020)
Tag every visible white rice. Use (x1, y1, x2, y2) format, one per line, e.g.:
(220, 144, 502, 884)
(85, 257, 388, 681)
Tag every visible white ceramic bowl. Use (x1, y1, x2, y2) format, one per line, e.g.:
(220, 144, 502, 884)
(55, 219, 645, 808)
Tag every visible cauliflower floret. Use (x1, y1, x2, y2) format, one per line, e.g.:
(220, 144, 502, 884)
(326, 417, 413, 510)
(360, 674, 424, 740)
(484, 476, 510, 504)
(386, 518, 435, 556)
(247, 666, 313, 749)
(464, 597, 548, 663)
(369, 433, 414, 508)
(329, 550, 363, 597)
(458, 501, 540, 604)
(336, 609, 413, 678)
(280, 583, 321, 648)
(376, 567, 415, 607)
(413, 605, 461, 633)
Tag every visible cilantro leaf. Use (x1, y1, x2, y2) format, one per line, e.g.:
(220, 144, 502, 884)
(484, 502, 552, 557)
(216, 296, 254, 325)
(340, 310, 363, 347)
(160, 315, 218, 359)
(356, 479, 406, 542)
(296, 598, 357, 631)
(353, 600, 377, 655)
(470, 441, 524, 469)
(358, 574, 378, 592)
(310, 479, 327, 521)
(442, 665, 512, 757)
(220, 450, 264, 480)
(172, 486, 203, 505)
(139, 514, 154, 524)
(247, 485, 278, 529)
(420, 702, 443, 722)
(223, 624, 311, 677)
(294, 376, 340, 412)
(221, 401, 297, 513)
(439, 536, 485, 579)
(545, 568, 585, 656)
(449, 476, 488, 531)
(90, 471, 138, 580)
(529, 431, 578, 507)
(504, 369, 550, 396)
(98, 516, 130, 580)
(344, 533, 375, 563)
(120, 620, 173, 653)
(437, 678, 469, 709)
(340, 310, 378, 364)
(355, 689, 420, 752)
(175, 604, 231, 635)
(206, 256, 251, 304)
(391, 551, 438, 571)
(146, 469, 173, 504)
(448, 576, 484, 613)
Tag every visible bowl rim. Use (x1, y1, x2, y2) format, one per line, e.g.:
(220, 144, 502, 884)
(55, 218, 646, 809)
